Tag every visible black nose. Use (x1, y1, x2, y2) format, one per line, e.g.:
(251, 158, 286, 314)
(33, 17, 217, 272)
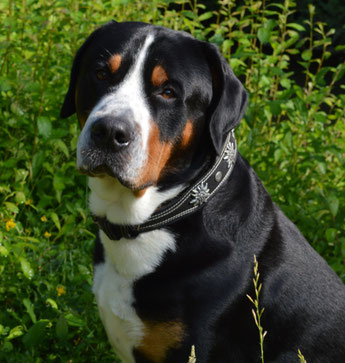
(90, 117, 134, 150)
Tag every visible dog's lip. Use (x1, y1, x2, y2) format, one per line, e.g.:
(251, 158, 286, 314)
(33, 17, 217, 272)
(77, 164, 152, 191)
(77, 164, 115, 178)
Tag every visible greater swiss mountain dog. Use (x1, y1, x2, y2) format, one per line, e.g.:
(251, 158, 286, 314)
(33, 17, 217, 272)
(60, 21, 345, 363)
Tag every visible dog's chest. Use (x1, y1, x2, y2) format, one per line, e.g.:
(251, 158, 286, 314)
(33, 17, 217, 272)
(92, 229, 177, 362)
(93, 260, 143, 363)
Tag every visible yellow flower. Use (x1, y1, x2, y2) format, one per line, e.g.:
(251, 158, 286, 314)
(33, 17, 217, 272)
(5, 219, 16, 231)
(44, 231, 51, 238)
(41, 215, 47, 222)
(56, 285, 66, 296)
(25, 199, 33, 205)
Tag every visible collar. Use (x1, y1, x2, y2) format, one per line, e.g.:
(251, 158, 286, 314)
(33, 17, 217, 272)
(92, 130, 237, 240)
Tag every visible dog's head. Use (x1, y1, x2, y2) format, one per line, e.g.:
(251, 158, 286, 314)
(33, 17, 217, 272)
(61, 21, 247, 192)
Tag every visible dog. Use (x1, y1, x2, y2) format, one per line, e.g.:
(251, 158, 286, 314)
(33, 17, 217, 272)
(60, 21, 345, 363)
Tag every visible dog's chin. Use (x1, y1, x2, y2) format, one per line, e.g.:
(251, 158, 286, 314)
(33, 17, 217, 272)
(77, 163, 152, 193)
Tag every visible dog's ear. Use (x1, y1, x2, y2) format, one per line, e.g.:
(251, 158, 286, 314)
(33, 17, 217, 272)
(60, 20, 118, 119)
(60, 44, 84, 119)
(203, 42, 248, 154)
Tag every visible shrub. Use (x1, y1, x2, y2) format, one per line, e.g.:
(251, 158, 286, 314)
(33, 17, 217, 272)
(0, 0, 344, 360)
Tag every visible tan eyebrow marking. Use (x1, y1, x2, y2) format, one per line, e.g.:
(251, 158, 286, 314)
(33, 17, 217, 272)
(152, 65, 168, 87)
(108, 54, 122, 73)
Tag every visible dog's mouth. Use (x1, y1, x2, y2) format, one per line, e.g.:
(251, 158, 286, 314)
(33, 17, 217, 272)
(77, 146, 132, 180)
(77, 161, 152, 192)
(77, 163, 113, 178)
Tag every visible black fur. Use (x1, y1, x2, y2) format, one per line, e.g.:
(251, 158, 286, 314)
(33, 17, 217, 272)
(61, 21, 345, 363)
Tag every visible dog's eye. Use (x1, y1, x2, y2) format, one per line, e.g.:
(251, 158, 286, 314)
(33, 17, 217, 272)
(96, 70, 108, 81)
(161, 88, 175, 99)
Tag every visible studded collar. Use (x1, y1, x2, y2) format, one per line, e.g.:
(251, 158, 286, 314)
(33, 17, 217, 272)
(92, 130, 237, 240)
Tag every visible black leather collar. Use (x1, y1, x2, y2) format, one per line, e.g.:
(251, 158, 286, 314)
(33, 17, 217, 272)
(92, 130, 237, 240)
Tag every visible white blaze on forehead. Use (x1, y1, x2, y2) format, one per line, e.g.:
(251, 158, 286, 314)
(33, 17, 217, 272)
(76, 34, 155, 171)
(86, 34, 154, 145)
(113, 34, 154, 152)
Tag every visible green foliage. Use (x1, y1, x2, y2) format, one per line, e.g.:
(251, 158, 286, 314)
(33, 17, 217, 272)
(0, 0, 344, 361)
(247, 256, 267, 363)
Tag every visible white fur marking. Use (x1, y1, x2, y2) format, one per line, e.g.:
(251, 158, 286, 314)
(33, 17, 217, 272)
(89, 176, 183, 224)
(84, 34, 183, 362)
(77, 34, 155, 181)
(93, 229, 177, 362)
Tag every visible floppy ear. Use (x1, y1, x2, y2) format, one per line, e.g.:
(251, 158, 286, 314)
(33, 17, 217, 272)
(60, 20, 118, 119)
(203, 42, 248, 154)
(60, 46, 83, 119)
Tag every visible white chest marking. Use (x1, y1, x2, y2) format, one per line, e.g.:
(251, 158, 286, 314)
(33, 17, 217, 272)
(93, 229, 177, 363)
(90, 176, 182, 362)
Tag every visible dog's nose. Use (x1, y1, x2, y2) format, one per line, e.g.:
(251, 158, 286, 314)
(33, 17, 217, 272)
(90, 117, 134, 150)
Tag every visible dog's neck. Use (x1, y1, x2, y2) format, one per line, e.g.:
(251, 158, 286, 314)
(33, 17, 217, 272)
(90, 130, 237, 240)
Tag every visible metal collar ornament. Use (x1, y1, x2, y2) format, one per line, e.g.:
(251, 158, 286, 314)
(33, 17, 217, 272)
(92, 130, 237, 240)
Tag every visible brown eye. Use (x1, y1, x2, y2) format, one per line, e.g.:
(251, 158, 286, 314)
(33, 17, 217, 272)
(162, 88, 174, 99)
(96, 70, 108, 81)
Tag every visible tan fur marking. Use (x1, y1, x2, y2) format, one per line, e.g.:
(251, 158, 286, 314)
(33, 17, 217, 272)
(137, 321, 185, 363)
(181, 121, 193, 148)
(133, 188, 147, 198)
(152, 65, 168, 87)
(137, 121, 173, 186)
(108, 54, 122, 73)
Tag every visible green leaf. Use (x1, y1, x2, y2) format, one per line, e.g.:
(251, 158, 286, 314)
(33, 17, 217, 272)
(10, 102, 25, 116)
(328, 196, 339, 217)
(51, 212, 61, 231)
(222, 39, 233, 52)
(23, 320, 49, 348)
(0, 245, 9, 256)
(2, 340, 13, 352)
(280, 78, 291, 89)
(181, 10, 197, 20)
(56, 315, 68, 339)
(209, 33, 224, 46)
(64, 313, 85, 327)
(23, 298, 37, 323)
(15, 191, 26, 204)
(287, 23, 305, 32)
(6, 326, 24, 340)
(37, 117, 52, 139)
(46, 298, 58, 310)
(301, 49, 312, 61)
(325, 228, 337, 243)
(19, 257, 34, 279)
(32, 151, 46, 177)
(4, 202, 19, 213)
(55, 139, 69, 158)
(335, 45, 345, 52)
(274, 149, 283, 163)
(198, 11, 213, 21)
(53, 174, 66, 192)
(258, 28, 271, 44)
(269, 101, 282, 116)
